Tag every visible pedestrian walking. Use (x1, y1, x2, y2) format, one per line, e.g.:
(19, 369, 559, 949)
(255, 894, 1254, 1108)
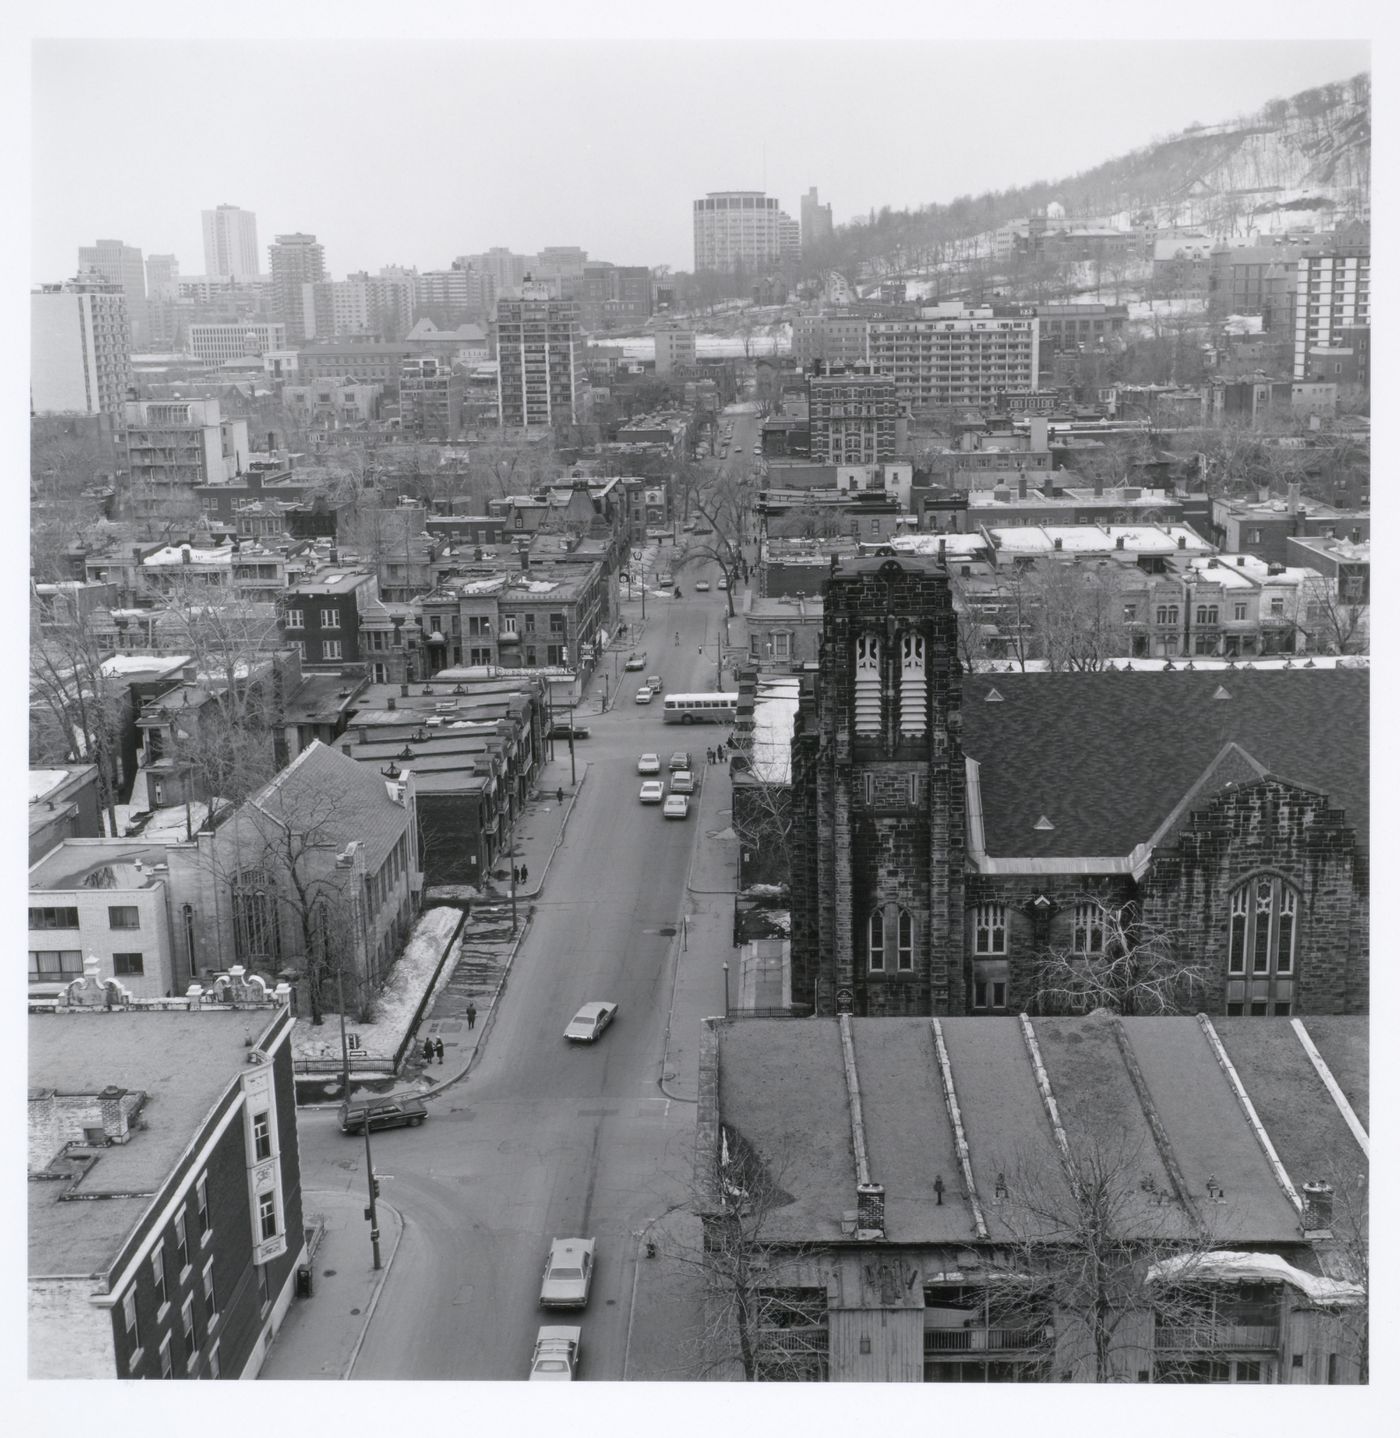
(434, 1038, 444, 1064)
(466, 1003, 477, 1031)
(423, 1037, 434, 1064)
(520, 863, 529, 884)
(674, 631, 680, 645)
(556, 786, 564, 804)
(512, 864, 520, 884)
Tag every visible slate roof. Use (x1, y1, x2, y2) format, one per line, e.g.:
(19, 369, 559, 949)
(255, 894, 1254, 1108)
(960, 669, 1368, 860)
(714, 1015, 1367, 1250)
(245, 740, 409, 874)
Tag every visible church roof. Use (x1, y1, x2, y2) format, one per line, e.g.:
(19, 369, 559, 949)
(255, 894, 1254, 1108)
(959, 669, 1367, 861)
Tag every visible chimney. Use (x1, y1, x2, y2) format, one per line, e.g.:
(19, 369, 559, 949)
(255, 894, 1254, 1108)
(1258, 485, 1270, 504)
(1301, 1180, 1334, 1238)
(181, 545, 192, 565)
(1094, 476, 1104, 497)
(1288, 482, 1301, 514)
(387, 696, 397, 710)
(960, 430, 975, 452)
(1350, 528, 1360, 544)
(1116, 535, 1126, 550)
(1053, 537, 1063, 550)
(1029, 415, 1048, 450)
(1177, 535, 1187, 549)
(856, 1182, 886, 1239)
(400, 682, 410, 697)
(937, 537, 946, 565)
(1018, 475, 1028, 499)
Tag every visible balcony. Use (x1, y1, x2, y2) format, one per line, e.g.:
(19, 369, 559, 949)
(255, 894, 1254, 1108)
(1155, 1323, 1280, 1352)
(924, 1326, 1049, 1353)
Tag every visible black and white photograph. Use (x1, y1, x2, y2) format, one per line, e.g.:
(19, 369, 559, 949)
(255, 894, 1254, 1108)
(11, 3, 1385, 1430)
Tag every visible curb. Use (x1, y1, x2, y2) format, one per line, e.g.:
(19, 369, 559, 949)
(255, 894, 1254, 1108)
(513, 761, 589, 901)
(342, 1200, 404, 1379)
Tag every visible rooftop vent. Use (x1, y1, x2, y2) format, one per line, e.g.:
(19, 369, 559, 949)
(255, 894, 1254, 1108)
(984, 688, 1005, 703)
(1212, 686, 1232, 701)
(1033, 815, 1055, 831)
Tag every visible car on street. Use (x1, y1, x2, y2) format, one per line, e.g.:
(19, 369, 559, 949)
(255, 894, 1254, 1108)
(639, 780, 664, 803)
(663, 794, 690, 820)
(338, 1095, 428, 1134)
(637, 752, 662, 774)
(539, 1236, 597, 1308)
(529, 1326, 580, 1380)
(635, 686, 654, 703)
(563, 1001, 618, 1043)
(717, 577, 728, 590)
(669, 770, 695, 795)
(548, 720, 590, 740)
(624, 653, 645, 671)
(645, 674, 661, 691)
(668, 750, 691, 771)
(695, 580, 710, 592)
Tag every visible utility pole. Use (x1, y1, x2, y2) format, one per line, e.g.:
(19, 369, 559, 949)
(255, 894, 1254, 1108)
(363, 1119, 382, 1270)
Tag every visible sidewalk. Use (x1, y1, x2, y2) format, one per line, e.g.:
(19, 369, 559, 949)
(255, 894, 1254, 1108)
(259, 1190, 404, 1380)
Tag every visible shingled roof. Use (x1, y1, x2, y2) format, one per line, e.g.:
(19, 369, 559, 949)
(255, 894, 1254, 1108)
(959, 669, 1368, 861)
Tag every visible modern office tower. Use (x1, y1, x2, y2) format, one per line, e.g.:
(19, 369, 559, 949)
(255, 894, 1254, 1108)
(123, 398, 250, 506)
(31, 278, 133, 416)
(778, 213, 802, 265)
(575, 262, 653, 331)
(496, 281, 580, 428)
(145, 253, 180, 297)
(77, 239, 146, 341)
(202, 204, 261, 280)
(867, 304, 1039, 413)
(469, 247, 533, 296)
(268, 233, 326, 343)
(692, 191, 783, 272)
(801, 186, 834, 248)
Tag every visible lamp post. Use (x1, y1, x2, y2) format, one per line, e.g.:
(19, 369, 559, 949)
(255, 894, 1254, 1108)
(338, 965, 381, 1270)
(722, 961, 731, 1018)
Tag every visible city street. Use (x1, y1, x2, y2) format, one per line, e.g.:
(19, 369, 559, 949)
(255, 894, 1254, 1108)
(291, 583, 733, 1380)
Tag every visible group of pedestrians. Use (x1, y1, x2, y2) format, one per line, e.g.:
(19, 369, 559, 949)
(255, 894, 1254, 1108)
(705, 742, 729, 766)
(511, 863, 529, 885)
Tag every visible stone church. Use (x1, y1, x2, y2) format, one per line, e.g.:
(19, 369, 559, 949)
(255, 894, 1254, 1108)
(788, 557, 1368, 1018)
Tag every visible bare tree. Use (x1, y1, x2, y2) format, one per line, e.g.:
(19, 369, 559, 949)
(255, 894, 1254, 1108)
(1027, 561, 1131, 672)
(1305, 582, 1369, 656)
(730, 769, 793, 891)
(1032, 896, 1208, 1016)
(676, 467, 758, 618)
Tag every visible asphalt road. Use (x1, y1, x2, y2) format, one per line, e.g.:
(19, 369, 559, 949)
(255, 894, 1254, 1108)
(295, 585, 730, 1381)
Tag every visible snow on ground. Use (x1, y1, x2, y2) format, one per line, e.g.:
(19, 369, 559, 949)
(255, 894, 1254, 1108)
(603, 329, 789, 361)
(114, 799, 215, 840)
(1127, 297, 1208, 323)
(292, 906, 464, 1063)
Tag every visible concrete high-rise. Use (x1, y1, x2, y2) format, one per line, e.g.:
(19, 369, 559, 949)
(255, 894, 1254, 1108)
(692, 191, 783, 273)
(496, 281, 580, 428)
(1294, 245, 1370, 387)
(77, 239, 146, 341)
(801, 187, 833, 248)
(202, 204, 260, 280)
(268, 233, 326, 343)
(31, 277, 133, 416)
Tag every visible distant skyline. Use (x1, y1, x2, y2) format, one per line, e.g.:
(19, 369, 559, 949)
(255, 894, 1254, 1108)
(30, 36, 1369, 284)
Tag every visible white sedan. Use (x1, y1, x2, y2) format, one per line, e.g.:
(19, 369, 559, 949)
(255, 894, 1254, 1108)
(663, 794, 690, 820)
(530, 1326, 580, 1380)
(563, 1002, 618, 1043)
(639, 780, 664, 804)
(637, 752, 662, 774)
(695, 580, 711, 592)
(635, 686, 654, 704)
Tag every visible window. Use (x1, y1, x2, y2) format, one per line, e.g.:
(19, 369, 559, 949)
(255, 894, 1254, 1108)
(1155, 604, 1179, 626)
(109, 906, 140, 930)
(152, 1246, 167, 1308)
(867, 910, 885, 972)
(863, 773, 874, 806)
(290, 640, 305, 661)
(175, 1211, 189, 1273)
(123, 1289, 139, 1354)
(1072, 902, 1105, 954)
(900, 632, 928, 735)
(322, 639, 342, 661)
(1270, 597, 1285, 617)
(1234, 602, 1248, 621)
(196, 1175, 210, 1235)
(854, 633, 881, 735)
(973, 903, 1007, 955)
(773, 632, 791, 660)
(181, 1295, 197, 1362)
(972, 959, 1009, 1012)
(257, 1263, 270, 1314)
(252, 1110, 271, 1161)
(319, 607, 340, 629)
(202, 1259, 217, 1323)
(258, 1191, 278, 1241)
(232, 868, 279, 961)
(1123, 603, 1138, 623)
(1226, 876, 1299, 1015)
(284, 608, 303, 629)
(159, 1334, 173, 1380)
(1196, 605, 1219, 626)
(29, 949, 83, 981)
(113, 952, 144, 976)
(29, 906, 79, 929)
(897, 910, 914, 971)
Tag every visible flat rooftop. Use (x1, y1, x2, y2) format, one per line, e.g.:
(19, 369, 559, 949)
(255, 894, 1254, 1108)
(30, 840, 171, 891)
(29, 1010, 281, 1278)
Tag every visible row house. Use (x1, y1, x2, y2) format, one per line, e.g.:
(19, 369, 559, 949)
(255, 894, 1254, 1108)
(1209, 490, 1367, 567)
(28, 996, 304, 1379)
(697, 1013, 1366, 1383)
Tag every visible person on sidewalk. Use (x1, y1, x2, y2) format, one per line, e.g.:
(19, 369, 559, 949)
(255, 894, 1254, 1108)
(556, 787, 564, 804)
(466, 1003, 477, 1031)
(520, 863, 529, 884)
(434, 1038, 444, 1064)
(674, 631, 680, 645)
(422, 1037, 434, 1064)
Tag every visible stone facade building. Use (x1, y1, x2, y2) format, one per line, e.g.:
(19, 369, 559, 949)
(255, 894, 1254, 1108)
(789, 556, 1368, 1019)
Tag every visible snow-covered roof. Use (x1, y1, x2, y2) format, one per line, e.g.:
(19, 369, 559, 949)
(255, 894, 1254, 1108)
(142, 545, 231, 567)
(1147, 1251, 1363, 1306)
(885, 533, 986, 558)
(98, 654, 191, 677)
(991, 525, 1210, 556)
(30, 770, 70, 803)
(749, 677, 800, 785)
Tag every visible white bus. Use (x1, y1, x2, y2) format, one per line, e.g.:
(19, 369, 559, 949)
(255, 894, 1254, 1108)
(662, 692, 739, 725)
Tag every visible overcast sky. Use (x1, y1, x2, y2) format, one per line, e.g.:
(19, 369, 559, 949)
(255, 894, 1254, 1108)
(30, 30, 1369, 282)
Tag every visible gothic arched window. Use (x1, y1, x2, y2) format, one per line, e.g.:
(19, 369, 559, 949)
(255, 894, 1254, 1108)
(899, 632, 927, 735)
(867, 909, 885, 972)
(854, 633, 882, 735)
(231, 868, 280, 963)
(1226, 876, 1299, 1016)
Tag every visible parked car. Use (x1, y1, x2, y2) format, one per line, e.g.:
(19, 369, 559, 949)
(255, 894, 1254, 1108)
(645, 674, 661, 691)
(637, 752, 662, 774)
(717, 577, 729, 591)
(635, 686, 654, 704)
(663, 794, 690, 820)
(529, 1326, 580, 1380)
(695, 580, 711, 592)
(668, 750, 691, 771)
(338, 1095, 428, 1135)
(669, 770, 695, 795)
(549, 720, 590, 740)
(639, 780, 665, 803)
(539, 1236, 596, 1308)
(564, 1001, 618, 1043)
(624, 654, 646, 671)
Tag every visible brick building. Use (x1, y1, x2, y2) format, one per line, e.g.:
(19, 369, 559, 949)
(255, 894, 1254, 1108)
(789, 556, 1367, 1019)
(28, 991, 304, 1379)
(807, 366, 901, 464)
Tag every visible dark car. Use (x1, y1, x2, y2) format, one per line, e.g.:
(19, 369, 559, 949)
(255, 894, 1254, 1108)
(338, 1095, 428, 1134)
(548, 720, 591, 740)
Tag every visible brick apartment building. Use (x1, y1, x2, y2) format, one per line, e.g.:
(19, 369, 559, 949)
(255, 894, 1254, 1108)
(789, 557, 1367, 1019)
(807, 366, 901, 464)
